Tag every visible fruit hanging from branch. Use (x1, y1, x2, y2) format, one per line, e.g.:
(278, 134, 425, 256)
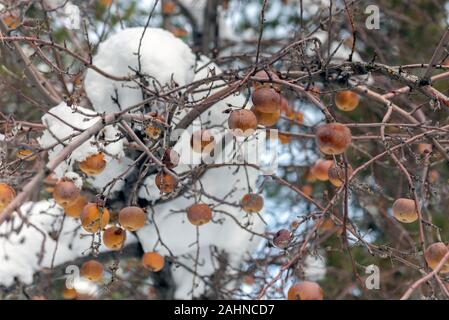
(190, 129, 215, 154)
(103, 226, 126, 250)
(252, 87, 282, 113)
(315, 123, 352, 155)
(0, 183, 16, 212)
(16, 148, 37, 161)
(53, 178, 81, 207)
(119, 206, 146, 231)
(251, 106, 280, 127)
(142, 252, 165, 272)
(288, 281, 324, 300)
(144, 113, 165, 139)
(240, 193, 264, 213)
(162, 0, 176, 14)
(335, 90, 360, 111)
(273, 229, 292, 249)
(80, 203, 110, 233)
(424, 242, 449, 273)
(64, 195, 88, 218)
(79, 152, 107, 176)
(252, 70, 280, 90)
(155, 172, 178, 193)
(228, 109, 258, 137)
(311, 159, 333, 181)
(80, 260, 104, 282)
(278, 133, 292, 144)
(62, 286, 77, 300)
(328, 162, 353, 187)
(187, 203, 213, 226)
(392, 198, 418, 223)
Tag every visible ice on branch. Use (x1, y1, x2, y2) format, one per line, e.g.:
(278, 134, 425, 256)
(37, 102, 124, 178)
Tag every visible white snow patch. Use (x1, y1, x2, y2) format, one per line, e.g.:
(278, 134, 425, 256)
(85, 27, 196, 114)
(64, 172, 83, 189)
(304, 252, 327, 281)
(37, 102, 124, 177)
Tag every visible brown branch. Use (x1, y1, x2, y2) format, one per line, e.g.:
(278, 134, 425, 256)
(400, 251, 449, 300)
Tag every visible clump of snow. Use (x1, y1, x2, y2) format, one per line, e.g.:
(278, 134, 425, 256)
(0, 200, 137, 287)
(42, 0, 82, 31)
(64, 172, 83, 189)
(38, 102, 124, 178)
(84, 27, 196, 114)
